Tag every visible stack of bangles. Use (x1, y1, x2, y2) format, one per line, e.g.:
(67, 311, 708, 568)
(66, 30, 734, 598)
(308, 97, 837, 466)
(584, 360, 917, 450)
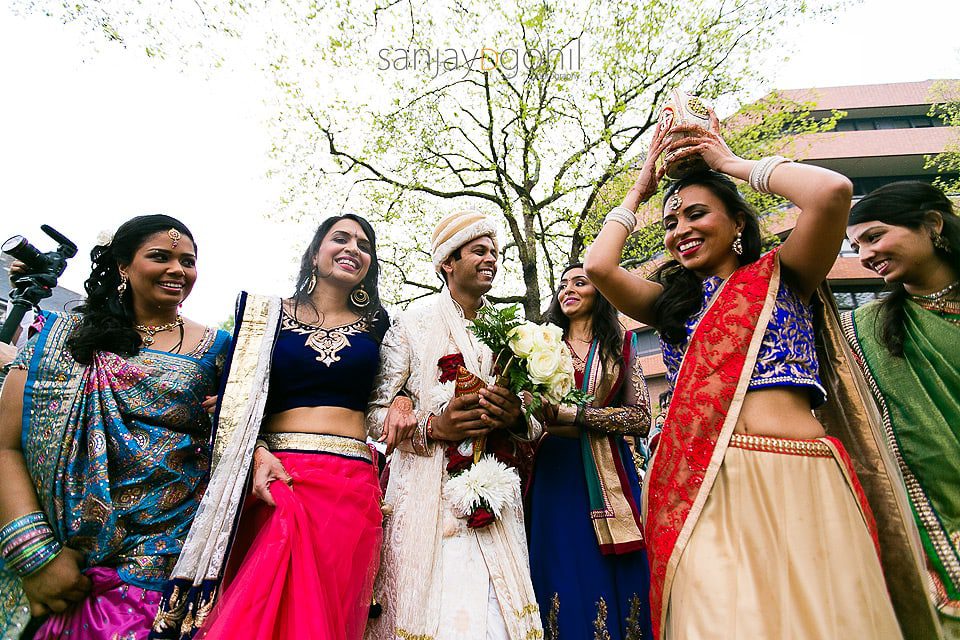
(0, 511, 62, 577)
(748, 155, 792, 194)
(604, 206, 637, 232)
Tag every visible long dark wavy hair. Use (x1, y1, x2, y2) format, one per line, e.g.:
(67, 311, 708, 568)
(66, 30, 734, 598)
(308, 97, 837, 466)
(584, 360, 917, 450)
(544, 263, 624, 366)
(67, 214, 195, 364)
(291, 213, 384, 330)
(652, 170, 762, 344)
(848, 181, 960, 356)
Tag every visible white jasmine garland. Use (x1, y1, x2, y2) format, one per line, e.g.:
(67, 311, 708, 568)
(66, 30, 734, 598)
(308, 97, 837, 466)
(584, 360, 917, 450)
(445, 455, 520, 518)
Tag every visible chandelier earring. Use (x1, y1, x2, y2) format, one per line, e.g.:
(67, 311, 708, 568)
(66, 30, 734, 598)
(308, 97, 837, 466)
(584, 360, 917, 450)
(932, 232, 953, 254)
(117, 272, 129, 297)
(732, 231, 744, 256)
(306, 268, 318, 295)
(350, 283, 371, 308)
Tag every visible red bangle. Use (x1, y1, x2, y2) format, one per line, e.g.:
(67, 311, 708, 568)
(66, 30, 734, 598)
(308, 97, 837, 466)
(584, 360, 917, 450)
(426, 415, 435, 440)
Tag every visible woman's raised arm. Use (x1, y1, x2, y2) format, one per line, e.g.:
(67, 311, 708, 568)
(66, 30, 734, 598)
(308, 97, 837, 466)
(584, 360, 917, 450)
(585, 123, 671, 325)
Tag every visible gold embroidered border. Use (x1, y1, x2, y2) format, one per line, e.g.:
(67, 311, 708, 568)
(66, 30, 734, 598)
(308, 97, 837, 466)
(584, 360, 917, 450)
(261, 432, 371, 461)
(280, 310, 366, 367)
(151, 585, 184, 633)
(396, 629, 434, 640)
(515, 602, 545, 638)
(728, 433, 833, 457)
(212, 295, 275, 468)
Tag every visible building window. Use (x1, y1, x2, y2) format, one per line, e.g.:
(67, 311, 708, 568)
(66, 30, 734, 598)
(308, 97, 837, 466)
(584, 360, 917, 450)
(851, 174, 960, 196)
(839, 239, 858, 257)
(832, 115, 942, 132)
(832, 288, 883, 311)
(631, 329, 662, 356)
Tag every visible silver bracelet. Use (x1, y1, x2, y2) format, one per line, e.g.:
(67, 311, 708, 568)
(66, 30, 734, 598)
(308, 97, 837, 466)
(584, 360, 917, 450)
(749, 156, 791, 194)
(604, 206, 637, 233)
(757, 156, 785, 193)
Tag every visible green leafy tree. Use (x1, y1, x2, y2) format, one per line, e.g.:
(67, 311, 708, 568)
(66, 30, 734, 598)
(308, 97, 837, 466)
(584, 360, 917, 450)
(218, 315, 235, 334)
(926, 79, 960, 193)
(17, 0, 839, 318)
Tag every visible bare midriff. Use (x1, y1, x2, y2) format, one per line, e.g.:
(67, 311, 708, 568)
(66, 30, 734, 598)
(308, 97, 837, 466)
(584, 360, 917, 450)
(261, 406, 367, 441)
(734, 387, 826, 439)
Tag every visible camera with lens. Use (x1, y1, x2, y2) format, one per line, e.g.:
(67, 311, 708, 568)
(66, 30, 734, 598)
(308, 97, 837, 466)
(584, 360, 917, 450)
(1, 225, 78, 344)
(3, 225, 78, 279)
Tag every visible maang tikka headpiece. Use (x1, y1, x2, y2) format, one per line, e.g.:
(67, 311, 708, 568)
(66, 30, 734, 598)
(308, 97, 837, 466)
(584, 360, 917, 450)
(668, 192, 683, 211)
(168, 229, 181, 248)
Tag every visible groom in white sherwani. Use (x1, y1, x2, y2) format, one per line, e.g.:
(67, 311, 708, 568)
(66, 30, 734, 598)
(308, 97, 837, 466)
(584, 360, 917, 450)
(365, 209, 542, 640)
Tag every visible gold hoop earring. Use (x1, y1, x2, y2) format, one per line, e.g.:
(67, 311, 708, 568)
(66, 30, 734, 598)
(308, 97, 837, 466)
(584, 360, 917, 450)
(350, 284, 371, 308)
(306, 270, 318, 295)
(117, 273, 128, 296)
(732, 231, 744, 256)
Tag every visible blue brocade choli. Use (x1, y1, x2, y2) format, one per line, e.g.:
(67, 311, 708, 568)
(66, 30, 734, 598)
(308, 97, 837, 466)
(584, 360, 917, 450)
(661, 274, 827, 407)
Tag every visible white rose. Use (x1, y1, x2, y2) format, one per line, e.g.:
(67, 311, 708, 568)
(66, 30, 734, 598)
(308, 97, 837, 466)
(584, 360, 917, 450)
(527, 345, 562, 385)
(534, 324, 564, 348)
(557, 345, 575, 375)
(545, 368, 574, 404)
(508, 323, 538, 358)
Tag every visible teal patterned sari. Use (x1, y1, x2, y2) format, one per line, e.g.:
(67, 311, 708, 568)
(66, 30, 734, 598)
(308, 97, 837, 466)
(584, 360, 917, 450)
(1, 312, 229, 638)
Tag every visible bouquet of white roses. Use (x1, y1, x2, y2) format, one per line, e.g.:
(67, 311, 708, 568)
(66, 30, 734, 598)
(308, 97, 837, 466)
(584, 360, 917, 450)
(436, 305, 587, 530)
(470, 304, 590, 416)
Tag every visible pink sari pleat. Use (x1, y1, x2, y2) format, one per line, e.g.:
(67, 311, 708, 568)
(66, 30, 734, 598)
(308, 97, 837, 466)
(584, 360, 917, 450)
(33, 567, 161, 640)
(199, 451, 382, 640)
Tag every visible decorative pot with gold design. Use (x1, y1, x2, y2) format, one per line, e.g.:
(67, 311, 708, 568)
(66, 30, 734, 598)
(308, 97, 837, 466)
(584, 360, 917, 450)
(659, 89, 711, 178)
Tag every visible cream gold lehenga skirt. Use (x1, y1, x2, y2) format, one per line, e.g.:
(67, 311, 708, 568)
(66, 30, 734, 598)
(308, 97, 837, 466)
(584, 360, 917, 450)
(665, 434, 903, 640)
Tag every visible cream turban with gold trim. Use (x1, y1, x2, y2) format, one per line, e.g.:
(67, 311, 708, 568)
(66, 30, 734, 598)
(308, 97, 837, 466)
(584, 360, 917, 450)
(431, 210, 500, 272)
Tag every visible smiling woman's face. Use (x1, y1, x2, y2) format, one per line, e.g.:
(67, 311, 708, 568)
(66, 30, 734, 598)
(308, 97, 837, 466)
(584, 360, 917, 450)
(121, 231, 197, 308)
(313, 218, 373, 288)
(556, 266, 596, 320)
(846, 219, 941, 286)
(662, 184, 743, 278)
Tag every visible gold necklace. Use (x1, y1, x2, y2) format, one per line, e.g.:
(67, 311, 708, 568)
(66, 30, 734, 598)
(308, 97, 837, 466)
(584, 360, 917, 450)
(135, 315, 184, 346)
(564, 339, 589, 373)
(909, 280, 960, 315)
(909, 279, 959, 301)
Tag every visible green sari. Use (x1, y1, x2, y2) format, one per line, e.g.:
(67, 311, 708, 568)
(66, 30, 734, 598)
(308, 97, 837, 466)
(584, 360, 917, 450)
(843, 300, 960, 628)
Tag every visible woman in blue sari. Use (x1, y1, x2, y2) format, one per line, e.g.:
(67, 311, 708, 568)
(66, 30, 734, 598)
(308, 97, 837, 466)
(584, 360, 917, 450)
(529, 263, 653, 640)
(0, 215, 230, 639)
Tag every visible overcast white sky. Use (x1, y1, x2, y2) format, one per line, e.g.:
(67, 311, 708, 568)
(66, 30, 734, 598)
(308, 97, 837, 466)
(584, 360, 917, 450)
(0, 0, 957, 326)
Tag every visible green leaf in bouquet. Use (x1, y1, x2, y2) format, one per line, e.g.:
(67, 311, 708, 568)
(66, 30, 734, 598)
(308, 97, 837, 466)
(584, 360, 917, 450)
(470, 304, 524, 356)
(564, 389, 594, 406)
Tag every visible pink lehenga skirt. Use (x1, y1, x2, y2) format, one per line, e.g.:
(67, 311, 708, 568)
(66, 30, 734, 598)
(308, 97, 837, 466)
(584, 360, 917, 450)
(198, 433, 383, 640)
(33, 567, 162, 640)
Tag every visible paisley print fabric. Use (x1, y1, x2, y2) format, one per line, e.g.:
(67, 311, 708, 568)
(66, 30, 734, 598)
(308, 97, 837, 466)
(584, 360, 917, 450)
(1, 312, 229, 639)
